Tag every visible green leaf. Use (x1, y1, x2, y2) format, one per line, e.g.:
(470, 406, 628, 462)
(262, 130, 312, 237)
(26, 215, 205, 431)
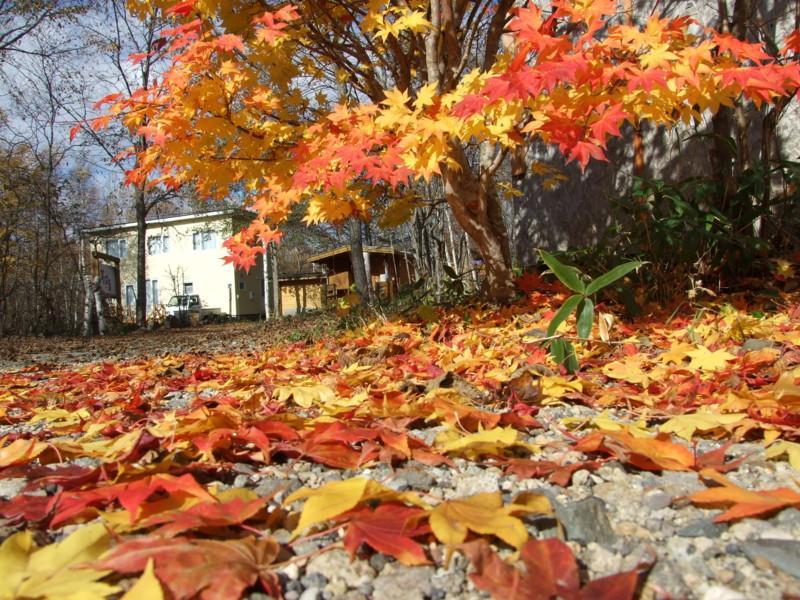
(585, 261, 644, 296)
(576, 298, 594, 339)
(564, 341, 579, 373)
(539, 250, 585, 293)
(443, 265, 459, 280)
(549, 338, 567, 365)
(546, 294, 583, 337)
(550, 339, 579, 373)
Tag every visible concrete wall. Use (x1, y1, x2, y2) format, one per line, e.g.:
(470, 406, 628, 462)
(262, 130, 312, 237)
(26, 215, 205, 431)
(512, 0, 800, 266)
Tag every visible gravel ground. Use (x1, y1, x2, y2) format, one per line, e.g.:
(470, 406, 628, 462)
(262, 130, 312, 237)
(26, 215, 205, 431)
(1, 313, 799, 600)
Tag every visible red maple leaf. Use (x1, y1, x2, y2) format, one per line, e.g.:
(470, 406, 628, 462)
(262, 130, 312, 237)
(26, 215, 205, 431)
(340, 503, 430, 565)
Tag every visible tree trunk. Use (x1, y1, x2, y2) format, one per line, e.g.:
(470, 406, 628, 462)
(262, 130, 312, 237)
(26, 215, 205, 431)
(270, 242, 280, 317)
(80, 237, 95, 337)
(441, 145, 515, 303)
(94, 277, 106, 335)
(348, 217, 372, 303)
(135, 186, 148, 328)
(710, 0, 752, 210)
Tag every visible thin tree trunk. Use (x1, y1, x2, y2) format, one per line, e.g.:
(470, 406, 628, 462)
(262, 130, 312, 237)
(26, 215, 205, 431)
(348, 217, 371, 303)
(710, 0, 752, 210)
(80, 237, 95, 337)
(94, 278, 106, 335)
(135, 186, 147, 328)
(270, 242, 280, 317)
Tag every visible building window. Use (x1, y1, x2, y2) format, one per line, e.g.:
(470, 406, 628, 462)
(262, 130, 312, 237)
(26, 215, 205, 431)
(125, 285, 135, 307)
(183, 282, 194, 295)
(192, 231, 217, 251)
(147, 234, 169, 255)
(145, 279, 159, 306)
(238, 280, 245, 291)
(105, 238, 127, 258)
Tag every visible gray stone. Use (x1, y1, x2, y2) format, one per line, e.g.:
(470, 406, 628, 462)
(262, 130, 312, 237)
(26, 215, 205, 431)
(743, 539, 800, 579)
(0, 478, 26, 499)
(555, 496, 616, 547)
(742, 338, 775, 351)
(306, 549, 375, 588)
(298, 587, 321, 600)
(571, 469, 591, 488)
(233, 474, 250, 488)
(643, 490, 673, 510)
(368, 553, 388, 573)
(658, 471, 704, 495)
(357, 582, 374, 596)
(163, 391, 192, 410)
(701, 586, 748, 600)
(390, 465, 435, 491)
(372, 565, 435, 600)
(677, 519, 726, 539)
(583, 542, 623, 576)
(300, 573, 327, 589)
(729, 520, 770, 541)
(772, 508, 800, 527)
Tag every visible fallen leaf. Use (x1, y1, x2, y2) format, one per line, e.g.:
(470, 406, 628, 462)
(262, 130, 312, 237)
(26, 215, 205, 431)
(765, 440, 800, 470)
(687, 468, 800, 521)
(0, 437, 48, 468)
(438, 426, 518, 457)
(121, 559, 163, 600)
(95, 536, 281, 600)
(686, 346, 736, 371)
(574, 431, 696, 471)
(284, 477, 426, 535)
(461, 537, 648, 599)
(429, 491, 548, 548)
(341, 503, 430, 565)
(275, 383, 337, 408)
(0, 523, 117, 599)
(659, 411, 746, 441)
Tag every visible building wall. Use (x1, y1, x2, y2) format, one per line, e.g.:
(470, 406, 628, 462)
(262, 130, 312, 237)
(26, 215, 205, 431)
(90, 213, 265, 318)
(512, 0, 800, 266)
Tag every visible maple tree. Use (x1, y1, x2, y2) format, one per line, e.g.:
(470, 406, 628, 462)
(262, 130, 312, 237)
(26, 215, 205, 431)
(95, 0, 800, 301)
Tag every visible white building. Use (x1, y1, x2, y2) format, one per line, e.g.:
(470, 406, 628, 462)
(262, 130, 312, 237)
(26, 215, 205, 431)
(83, 209, 266, 318)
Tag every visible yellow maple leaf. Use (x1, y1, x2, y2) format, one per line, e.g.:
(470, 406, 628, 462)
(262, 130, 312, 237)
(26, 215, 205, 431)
(659, 410, 747, 441)
(0, 437, 49, 468)
(657, 342, 695, 365)
(121, 559, 163, 600)
(686, 346, 736, 371)
(438, 426, 518, 457)
(429, 492, 529, 548)
(0, 524, 118, 599)
(765, 440, 800, 470)
(540, 376, 583, 397)
(284, 478, 427, 536)
(601, 357, 650, 386)
(275, 383, 336, 408)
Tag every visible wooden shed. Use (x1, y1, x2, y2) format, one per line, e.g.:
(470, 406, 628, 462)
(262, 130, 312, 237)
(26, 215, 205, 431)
(278, 272, 330, 316)
(305, 245, 414, 301)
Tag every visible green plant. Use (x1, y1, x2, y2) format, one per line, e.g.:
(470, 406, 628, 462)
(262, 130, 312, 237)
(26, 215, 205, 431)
(539, 250, 644, 372)
(600, 160, 800, 303)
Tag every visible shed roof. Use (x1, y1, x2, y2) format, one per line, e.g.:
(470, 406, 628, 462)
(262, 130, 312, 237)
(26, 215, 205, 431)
(305, 245, 412, 263)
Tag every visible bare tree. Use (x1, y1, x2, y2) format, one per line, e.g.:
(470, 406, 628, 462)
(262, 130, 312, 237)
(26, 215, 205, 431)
(61, 0, 179, 329)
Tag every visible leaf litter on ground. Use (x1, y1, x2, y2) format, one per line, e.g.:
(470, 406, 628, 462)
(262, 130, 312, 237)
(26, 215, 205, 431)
(0, 282, 799, 598)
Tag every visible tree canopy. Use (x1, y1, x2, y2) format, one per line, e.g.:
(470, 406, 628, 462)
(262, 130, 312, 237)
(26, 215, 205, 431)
(99, 0, 800, 299)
